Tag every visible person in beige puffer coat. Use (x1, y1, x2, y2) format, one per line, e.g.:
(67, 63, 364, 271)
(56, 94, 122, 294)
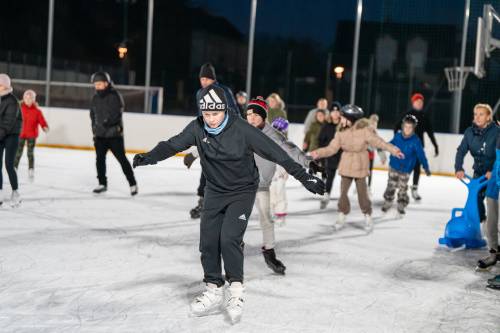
(311, 104, 403, 233)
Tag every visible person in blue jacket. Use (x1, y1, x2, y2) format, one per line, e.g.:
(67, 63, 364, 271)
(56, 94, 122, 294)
(476, 132, 500, 271)
(382, 114, 431, 215)
(455, 103, 498, 222)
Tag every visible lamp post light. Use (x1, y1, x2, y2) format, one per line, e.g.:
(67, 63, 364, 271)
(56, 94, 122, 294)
(118, 43, 128, 59)
(334, 66, 345, 101)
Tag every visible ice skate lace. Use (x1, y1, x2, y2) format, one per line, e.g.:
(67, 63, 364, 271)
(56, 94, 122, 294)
(195, 289, 219, 307)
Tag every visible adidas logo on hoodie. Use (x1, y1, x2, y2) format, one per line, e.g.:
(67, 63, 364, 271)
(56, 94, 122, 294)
(199, 87, 227, 112)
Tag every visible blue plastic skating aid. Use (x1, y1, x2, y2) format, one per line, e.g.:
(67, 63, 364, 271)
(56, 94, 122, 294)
(439, 175, 488, 249)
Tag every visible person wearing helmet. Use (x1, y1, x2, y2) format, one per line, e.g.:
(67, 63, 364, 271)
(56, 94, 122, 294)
(236, 91, 248, 118)
(311, 104, 403, 233)
(90, 71, 137, 196)
(381, 114, 431, 216)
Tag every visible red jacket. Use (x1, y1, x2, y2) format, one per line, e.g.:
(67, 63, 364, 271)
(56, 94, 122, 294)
(19, 103, 48, 139)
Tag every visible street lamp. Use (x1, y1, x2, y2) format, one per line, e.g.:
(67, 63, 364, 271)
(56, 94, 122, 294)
(334, 66, 345, 79)
(118, 43, 128, 59)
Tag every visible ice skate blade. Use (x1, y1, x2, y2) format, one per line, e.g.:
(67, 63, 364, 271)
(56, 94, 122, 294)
(486, 285, 500, 291)
(475, 266, 493, 272)
(189, 305, 223, 317)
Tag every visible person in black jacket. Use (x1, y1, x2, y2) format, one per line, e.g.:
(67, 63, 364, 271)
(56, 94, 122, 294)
(236, 91, 248, 118)
(90, 72, 137, 195)
(393, 93, 438, 201)
(133, 84, 324, 323)
(317, 102, 342, 209)
(0, 74, 22, 207)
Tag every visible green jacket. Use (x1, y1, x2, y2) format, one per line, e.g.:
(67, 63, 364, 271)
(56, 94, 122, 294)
(267, 107, 287, 124)
(304, 120, 324, 152)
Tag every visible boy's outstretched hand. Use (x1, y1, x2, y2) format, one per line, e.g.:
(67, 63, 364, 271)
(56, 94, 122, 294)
(133, 154, 155, 168)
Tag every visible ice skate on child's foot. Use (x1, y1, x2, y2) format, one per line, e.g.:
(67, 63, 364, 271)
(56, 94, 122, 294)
(411, 185, 421, 201)
(334, 213, 346, 231)
(190, 283, 224, 317)
(381, 200, 392, 213)
(487, 274, 500, 289)
(93, 184, 107, 194)
(10, 190, 21, 208)
(225, 282, 244, 324)
(476, 249, 498, 271)
(28, 168, 34, 182)
(130, 185, 138, 196)
(262, 247, 286, 275)
(396, 204, 406, 218)
(273, 213, 287, 227)
(190, 197, 203, 219)
(364, 214, 373, 233)
(320, 192, 330, 209)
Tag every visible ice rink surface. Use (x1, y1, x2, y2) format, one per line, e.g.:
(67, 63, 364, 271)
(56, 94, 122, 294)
(1, 147, 499, 333)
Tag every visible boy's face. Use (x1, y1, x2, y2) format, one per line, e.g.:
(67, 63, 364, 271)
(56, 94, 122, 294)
(246, 111, 264, 128)
(202, 111, 226, 128)
(199, 77, 215, 88)
(94, 81, 108, 91)
(237, 95, 247, 106)
(402, 122, 415, 137)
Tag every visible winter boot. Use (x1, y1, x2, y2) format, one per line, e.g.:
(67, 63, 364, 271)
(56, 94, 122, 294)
(93, 184, 107, 194)
(28, 168, 34, 182)
(225, 282, 244, 324)
(130, 185, 138, 196)
(381, 200, 392, 213)
(320, 192, 330, 209)
(262, 247, 286, 275)
(190, 197, 204, 219)
(476, 249, 498, 271)
(190, 283, 224, 317)
(10, 190, 21, 208)
(364, 214, 374, 233)
(334, 213, 346, 231)
(411, 185, 421, 201)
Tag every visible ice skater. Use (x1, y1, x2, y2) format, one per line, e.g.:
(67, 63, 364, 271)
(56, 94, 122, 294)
(246, 96, 321, 274)
(311, 104, 403, 233)
(90, 72, 137, 195)
(14, 89, 49, 181)
(381, 114, 431, 216)
(132, 84, 324, 323)
(0, 74, 22, 207)
(393, 93, 439, 201)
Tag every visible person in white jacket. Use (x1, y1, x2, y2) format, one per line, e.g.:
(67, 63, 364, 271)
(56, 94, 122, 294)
(246, 97, 322, 274)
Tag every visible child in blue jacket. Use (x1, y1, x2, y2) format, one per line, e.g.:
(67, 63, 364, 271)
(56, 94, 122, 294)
(382, 115, 431, 215)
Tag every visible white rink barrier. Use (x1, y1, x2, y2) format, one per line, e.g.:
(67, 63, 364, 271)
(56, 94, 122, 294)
(37, 107, 473, 176)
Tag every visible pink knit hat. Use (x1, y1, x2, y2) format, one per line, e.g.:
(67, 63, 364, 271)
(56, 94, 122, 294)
(0, 74, 11, 89)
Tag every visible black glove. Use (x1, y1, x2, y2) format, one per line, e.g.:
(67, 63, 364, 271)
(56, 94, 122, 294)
(297, 171, 325, 195)
(183, 152, 197, 169)
(133, 153, 155, 168)
(434, 146, 439, 157)
(309, 160, 325, 174)
(425, 169, 432, 177)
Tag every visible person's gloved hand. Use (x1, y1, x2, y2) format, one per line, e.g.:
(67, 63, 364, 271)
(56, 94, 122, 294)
(183, 152, 197, 169)
(297, 170, 325, 195)
(271, 117, 289, 133)
(133, 154, 155, 168)
(425, 169, 432, 177)
(309, 160, 324, 174)
(434, 146, 439, 157)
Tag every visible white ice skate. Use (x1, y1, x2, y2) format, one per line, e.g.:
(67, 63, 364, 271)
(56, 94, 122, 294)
(411, 185, 421, 201)
(334, 213, 346, 231)
(190, 283, 224, 317)
(28, 168, 34, 182)
(10, 190, 21, 208)
(225, 282, 244, 324)
(320, 192, 330, 209)
(130, 185, 138, 196)
(364, 214, 373, 233)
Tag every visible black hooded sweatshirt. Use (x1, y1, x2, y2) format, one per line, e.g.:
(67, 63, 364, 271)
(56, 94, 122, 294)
(145, 114, 308, 194)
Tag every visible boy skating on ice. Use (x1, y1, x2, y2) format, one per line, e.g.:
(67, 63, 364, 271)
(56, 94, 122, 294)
(382, 114, 431, 216)
(14, 89, 49, 180)
(246, 96, 321, 275)
(133, 85, 324, 323)
(311, 104, 403, 233)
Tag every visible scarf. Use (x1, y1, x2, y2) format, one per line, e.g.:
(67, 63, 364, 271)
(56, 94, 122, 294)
(204, 112, 229, 135)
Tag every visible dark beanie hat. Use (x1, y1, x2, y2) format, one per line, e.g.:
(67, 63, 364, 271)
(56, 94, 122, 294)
(246, 96, 268, 120)
(198, 84, 227, 112)
(199, 63, 216, 80)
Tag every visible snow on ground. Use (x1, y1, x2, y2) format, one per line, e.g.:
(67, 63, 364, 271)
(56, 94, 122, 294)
(0, 147, 499, 333)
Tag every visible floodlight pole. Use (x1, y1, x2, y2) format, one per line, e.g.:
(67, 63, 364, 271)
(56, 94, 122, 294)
(144, 0, 154, 113)
(45, 0, 55, 107)
(245, 0, 257, 98)
(454, 0, 470, 134)
(350, 0, 362, 105)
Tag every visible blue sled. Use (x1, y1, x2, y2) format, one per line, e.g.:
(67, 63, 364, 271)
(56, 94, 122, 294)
(439, 175, 488, 249)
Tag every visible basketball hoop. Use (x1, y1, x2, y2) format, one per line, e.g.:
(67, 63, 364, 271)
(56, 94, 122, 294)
(444, 66, 473, 92)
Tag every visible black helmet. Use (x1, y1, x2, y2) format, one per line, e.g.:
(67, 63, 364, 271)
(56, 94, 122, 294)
(340, 104, 364, 122)
(331, 101, 342, 111)
(236, 91, 248, 99)
(91, 71, 111, 83)
(402, 114, 418, 127)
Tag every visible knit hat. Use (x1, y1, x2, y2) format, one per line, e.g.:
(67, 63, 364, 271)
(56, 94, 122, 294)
(331, 101, 341, 111)
(246, 96, 268, 120)
(0, 74, 12, 89)
(198, 84, 227, 112)
(411, 93, 424, 104)
(199, 63, 216, 80)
